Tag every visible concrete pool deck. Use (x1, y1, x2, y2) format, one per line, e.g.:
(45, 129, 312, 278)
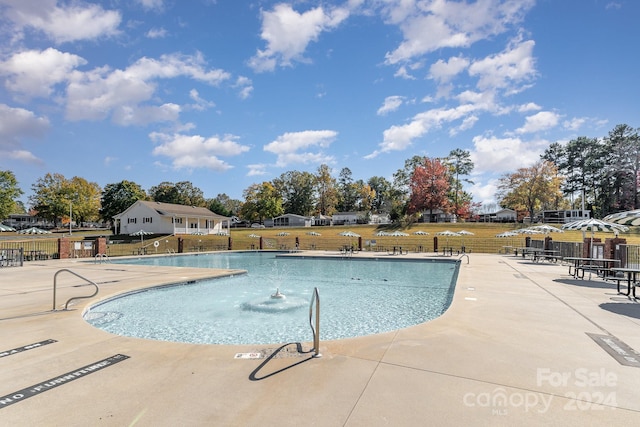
(1, 252, 640, 426)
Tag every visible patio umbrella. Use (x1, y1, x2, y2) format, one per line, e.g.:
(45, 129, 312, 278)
(457, 230, 474, 250)
(412, 230, 429, 235)
(375, 231, 389, 236)
(435, 230, 460, 247)
(306, 231, 322, 236)
(562, 218, 629, 258)
(190, 231, 206, 235)
(496, 231, 518, 237)
(276, 232, 290, 236)
(248, 233, 261, 238)
(603, 209, 640, 226)
(18, 226, 51, 234)
(516, 228, 544, 235)
(0, 224, 16, 231)
(530, 224, 564, 234)
(338, 230, 360, 250)
(214, 231, 229, 236)
(129, 229, 153, 245)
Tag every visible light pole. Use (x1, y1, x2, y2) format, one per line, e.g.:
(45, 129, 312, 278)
(69, 201, 72, 235)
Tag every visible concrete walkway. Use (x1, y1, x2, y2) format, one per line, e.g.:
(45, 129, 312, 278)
(1, 252, 639, 426)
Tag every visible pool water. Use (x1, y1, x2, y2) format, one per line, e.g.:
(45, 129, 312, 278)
(85, 252, 459, 345)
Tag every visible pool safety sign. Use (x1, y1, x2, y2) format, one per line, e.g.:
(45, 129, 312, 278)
(234, 352, 262, 359)
(0, 339, 57, 358)
(0, 354, 130, 408)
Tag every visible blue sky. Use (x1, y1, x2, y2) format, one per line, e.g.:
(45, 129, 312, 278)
(1, 0, 638, 209)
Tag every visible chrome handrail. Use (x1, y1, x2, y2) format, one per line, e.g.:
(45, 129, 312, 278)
(53, 269, 99, 311)
(308, 287, 321, 358)
(94, 253, 109, 264)
(458, 253, 470, 264)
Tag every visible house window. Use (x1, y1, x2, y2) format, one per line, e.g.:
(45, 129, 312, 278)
(128, 218, 137, 224)
(190, 223, 197, 229)
(172, 218, 183, 224)
(143, 217, 152, 223)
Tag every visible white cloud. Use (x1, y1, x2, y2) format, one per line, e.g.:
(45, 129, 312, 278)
(429, 55, 470, 84)
(65, 53, 231, 124)
(137, 0, 165, 11)
(0, 103, 49, 163)
(518, 102, 541, 112)
(383, 0, 535, 64)
(468, 38, 537, 92)
(516, 111, 560, 134)
(470, 134, 543, 174)
(377, 96, 404, 115)
(0, 48, 86, 99)
(247, 164, 268, 177)
(366, 104, 479, 158)
(188, 89, 215, 111)
(150, 132, 250, 171)
(264, 130, 337, 167)
(248, 4, 350, 72)
(1, 0, 121, 43)
(146, 27, 167, 38)
(563, 117, 586, 131)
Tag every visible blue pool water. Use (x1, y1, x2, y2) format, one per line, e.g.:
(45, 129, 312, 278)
(85, 252, 459, 345)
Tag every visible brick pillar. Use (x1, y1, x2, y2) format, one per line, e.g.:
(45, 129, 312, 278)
(604, 237, 626, 259)
(95, 237, 107, 255)
(58, 237, 71, 259)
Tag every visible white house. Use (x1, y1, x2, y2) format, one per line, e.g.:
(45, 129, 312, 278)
(332, 212, 367, 225)
(114, 201, 231, 235)
(265, 214, 311, 228)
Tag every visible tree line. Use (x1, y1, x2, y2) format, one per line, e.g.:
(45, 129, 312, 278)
(497, 123, 639, 220)
(0, 149, 474, 229)
(1, 122, 636, 228)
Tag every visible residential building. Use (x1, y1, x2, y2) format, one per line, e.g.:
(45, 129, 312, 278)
(113, 201, 231, 235)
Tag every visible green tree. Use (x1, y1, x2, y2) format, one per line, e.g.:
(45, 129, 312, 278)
(273, 170, 316, 215)
(604, 124, 640, 211)
(445, 149, 474, 218)
(368, 176, 392, 214)
(30, 173, 69, 226)
(337, 167, 359, 212)
(314, 164, 338, 216)
(207, 198, 231, 216)
(211, 193, 241, 216)
(0, 170, 23, 220)
(68, 176, 101, 226)
(497, 161, 564, 220)
(149, 181, 206, 206)
(100, 180, 148, 225)
(30, 173, 100, 226)
(240, 182, 284, 223)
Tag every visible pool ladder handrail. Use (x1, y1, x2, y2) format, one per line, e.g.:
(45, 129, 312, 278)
(458, 253, 470, 264)
(53, 269, 99, 311)
(308, 287, 321, 358)
(166, 248, 176, 255)
(94, 253, 110, 263)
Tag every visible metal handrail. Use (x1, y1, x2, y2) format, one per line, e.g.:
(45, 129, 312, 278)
(308, 287, 321, 358)
(94, 253, 109, 263)
(458, 253, 470, 264)
(53, 269, 99, 311)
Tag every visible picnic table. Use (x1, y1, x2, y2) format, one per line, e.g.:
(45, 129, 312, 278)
(531, 249, 561, 263)
(610, 267, 640, 298)
(564, 257, 620, 279)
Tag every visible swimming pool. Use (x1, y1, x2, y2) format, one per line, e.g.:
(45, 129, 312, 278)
(84, 252, 459, 345)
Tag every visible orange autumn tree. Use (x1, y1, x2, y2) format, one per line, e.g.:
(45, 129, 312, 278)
(408, 157, 451, 221)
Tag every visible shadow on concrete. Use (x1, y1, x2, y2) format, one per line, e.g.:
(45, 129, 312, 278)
(249, 342, 316, 381)
(599, 302, 640, 320)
